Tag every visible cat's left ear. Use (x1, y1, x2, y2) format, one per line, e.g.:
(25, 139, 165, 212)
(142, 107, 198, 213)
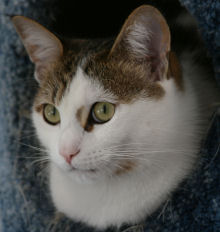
(109, 5, 170, 81)
(12, 16, 63, 82)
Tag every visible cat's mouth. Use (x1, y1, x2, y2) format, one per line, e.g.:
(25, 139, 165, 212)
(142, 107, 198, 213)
(70, 166, 97, 174)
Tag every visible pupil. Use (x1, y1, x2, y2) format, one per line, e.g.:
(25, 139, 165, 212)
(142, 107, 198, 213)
(103, 104, 107, 114)
(52, 107, 56, 115)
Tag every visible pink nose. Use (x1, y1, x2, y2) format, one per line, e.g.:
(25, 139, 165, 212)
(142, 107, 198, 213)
(60, 148, 80, 164)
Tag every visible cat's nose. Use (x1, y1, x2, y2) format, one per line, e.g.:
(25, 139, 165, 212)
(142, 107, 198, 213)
(59, 147, 80, 164)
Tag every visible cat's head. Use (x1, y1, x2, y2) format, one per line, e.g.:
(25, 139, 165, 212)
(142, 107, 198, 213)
(13, 5, 184, 183)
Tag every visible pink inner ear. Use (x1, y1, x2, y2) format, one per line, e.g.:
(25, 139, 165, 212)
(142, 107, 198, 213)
(145, 23, 169, 81)
(146, 20, 163, 56)
(147, 55, 169, 82)
(34, 64, 47, 82)
(128, 8, 170, 81)
(110, 5, 170, 81)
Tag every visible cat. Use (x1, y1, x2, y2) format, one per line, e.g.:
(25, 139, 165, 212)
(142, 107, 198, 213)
(13, 5, 219, 230)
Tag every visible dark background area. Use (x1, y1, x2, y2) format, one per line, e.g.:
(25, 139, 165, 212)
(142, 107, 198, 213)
(53, 0, 183, 38)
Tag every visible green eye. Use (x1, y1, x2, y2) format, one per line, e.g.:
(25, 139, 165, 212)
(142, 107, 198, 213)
(43, 104, 60, 125)
(92, 102, 115, 123)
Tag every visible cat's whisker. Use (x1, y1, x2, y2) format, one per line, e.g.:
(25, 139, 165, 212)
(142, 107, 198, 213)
(18, 155, 45, 160)
(103, 150, 196, 164)
(31, 158, 50, 165)
(36, 163, 50, 180)
(103, 148, 196, 156)
(103, 144, 196, 153)
(103, 142, 151, 150)
(36, 157, 50, 165)
(109, 149, 187, 153)
(111, 156, 149, 162)
(19, 133, 37, 140)
(30, 157, 50, 167)
(18, 142, 49, 153)
(20, 129, 36, 133)
(102, 153, 144, 161)
(118, 151, 195, 156)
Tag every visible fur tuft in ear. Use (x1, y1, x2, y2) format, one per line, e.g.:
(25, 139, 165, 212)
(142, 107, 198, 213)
(12, 16, 63, 82)
(110, 5, 171, 81)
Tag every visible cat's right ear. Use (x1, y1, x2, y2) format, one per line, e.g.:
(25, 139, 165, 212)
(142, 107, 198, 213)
(12, 16, 63, 82)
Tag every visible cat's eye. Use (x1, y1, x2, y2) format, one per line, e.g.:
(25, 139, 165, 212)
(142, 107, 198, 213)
(92, 102, 115, 123)
(43, 104, 60, 125)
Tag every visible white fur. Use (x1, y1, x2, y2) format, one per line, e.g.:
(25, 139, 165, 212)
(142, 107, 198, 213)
(32, 53, 219, 229)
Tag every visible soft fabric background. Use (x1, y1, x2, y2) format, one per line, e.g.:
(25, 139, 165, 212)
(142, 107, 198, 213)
(0, 0, 219, 231)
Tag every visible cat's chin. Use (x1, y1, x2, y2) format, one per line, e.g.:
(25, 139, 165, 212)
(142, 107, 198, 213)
(67, 168, 102, 184)
(55, 163, 109, 184)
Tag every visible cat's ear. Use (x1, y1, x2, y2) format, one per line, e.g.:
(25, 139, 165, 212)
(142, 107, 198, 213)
(109, 5, 170, 81)
(12, 16, 63, 82)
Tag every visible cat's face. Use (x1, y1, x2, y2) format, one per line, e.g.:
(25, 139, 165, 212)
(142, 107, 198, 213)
(32, 56, 167, 182)
(13, 6, 184, 183)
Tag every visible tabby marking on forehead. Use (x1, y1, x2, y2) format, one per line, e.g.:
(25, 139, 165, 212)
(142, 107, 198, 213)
(83, 52, 165, 102)
(34, 56, 79, 106)
(34, 39, 114, 107)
